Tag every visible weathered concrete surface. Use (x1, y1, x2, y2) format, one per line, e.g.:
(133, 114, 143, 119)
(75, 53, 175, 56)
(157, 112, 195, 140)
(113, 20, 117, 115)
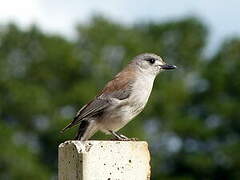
(58, 140, 151, 180)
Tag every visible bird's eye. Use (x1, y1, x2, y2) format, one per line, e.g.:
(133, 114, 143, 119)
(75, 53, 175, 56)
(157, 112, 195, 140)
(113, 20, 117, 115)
(147, 58, 155, 64)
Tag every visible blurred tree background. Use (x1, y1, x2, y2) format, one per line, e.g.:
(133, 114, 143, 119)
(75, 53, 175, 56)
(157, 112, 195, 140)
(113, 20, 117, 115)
(0, 16, 240, 180)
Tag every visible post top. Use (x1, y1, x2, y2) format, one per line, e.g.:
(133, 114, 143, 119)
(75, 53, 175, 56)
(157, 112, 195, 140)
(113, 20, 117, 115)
(59, 140, 149, 153)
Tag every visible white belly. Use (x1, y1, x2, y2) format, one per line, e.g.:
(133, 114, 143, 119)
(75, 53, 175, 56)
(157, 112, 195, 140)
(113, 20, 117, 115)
(99, 75, 155, 133)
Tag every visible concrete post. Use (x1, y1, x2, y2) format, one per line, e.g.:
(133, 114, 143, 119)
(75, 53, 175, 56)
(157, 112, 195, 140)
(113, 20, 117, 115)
(58, 140, 151, 180)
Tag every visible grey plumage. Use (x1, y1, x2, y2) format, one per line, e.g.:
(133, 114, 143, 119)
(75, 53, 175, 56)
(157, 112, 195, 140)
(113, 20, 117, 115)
(60, 98, 110, 133)
(61, 53, 176, 140)
(60, 81, 133, 134)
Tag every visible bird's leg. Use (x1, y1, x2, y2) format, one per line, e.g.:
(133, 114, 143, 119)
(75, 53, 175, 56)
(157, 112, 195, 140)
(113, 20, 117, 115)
(109, 130, 126, 140)
(115, 132, 139, 141)
(109, 130, 138, 141)
(115, 132, 129, 139)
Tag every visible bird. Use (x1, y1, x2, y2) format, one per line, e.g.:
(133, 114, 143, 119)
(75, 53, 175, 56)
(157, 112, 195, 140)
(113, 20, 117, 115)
(61, 53, 176, 141)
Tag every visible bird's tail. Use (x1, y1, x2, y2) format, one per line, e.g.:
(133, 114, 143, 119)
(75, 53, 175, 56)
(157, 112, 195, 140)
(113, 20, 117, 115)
(60, 115, 83, 133)
(74, 120, 90, 140)
(61, 120, 96, 140)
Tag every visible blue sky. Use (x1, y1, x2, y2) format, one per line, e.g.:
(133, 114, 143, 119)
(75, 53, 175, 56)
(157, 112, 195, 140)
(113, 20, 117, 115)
(0, 0, 239, 55)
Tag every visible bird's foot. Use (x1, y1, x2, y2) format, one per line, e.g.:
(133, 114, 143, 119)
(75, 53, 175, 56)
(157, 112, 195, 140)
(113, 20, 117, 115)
(128, 137, 139, 141)
(109, 130, 138, 141)
(117, 135, 138, 141)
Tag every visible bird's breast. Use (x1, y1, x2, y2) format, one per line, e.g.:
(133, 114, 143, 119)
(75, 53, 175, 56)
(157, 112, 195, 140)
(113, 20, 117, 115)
(128, 75, 154, 117)
(98, 75, 155, 133)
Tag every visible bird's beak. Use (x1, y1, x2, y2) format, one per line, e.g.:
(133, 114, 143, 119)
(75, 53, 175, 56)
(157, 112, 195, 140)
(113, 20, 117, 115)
(160, 64, 177, 70)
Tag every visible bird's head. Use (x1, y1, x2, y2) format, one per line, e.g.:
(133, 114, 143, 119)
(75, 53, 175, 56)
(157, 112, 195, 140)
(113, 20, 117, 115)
(131, 53, 177, 76)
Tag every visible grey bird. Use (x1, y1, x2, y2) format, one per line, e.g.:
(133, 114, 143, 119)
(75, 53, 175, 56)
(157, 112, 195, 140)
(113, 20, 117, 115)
(61, 53, 176, 140)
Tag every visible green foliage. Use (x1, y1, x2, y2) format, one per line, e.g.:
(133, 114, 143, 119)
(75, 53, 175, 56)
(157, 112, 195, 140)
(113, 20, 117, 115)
(0, 16, 239, 179)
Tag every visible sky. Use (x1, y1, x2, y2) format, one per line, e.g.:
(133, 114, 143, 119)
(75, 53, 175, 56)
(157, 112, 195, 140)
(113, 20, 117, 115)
(0, 0, 239, 55)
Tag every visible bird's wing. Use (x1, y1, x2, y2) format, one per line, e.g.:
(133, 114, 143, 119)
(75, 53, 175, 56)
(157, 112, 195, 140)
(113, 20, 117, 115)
(61, 70, 135, 133)
(99, 79, 134, 100)
(76, 98, 110, 120)
(99, 69, 135, 100)
(60, 98, 110, 133)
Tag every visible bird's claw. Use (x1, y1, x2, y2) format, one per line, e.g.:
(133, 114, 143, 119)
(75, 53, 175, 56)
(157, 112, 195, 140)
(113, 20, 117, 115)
(128, 137, 138, 141)
(109, 130, 138, 141)
(110, 138, 137, 141)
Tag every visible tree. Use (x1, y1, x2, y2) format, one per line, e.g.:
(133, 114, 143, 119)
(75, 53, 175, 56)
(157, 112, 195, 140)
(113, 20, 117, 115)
(0, 17, 239, 179)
